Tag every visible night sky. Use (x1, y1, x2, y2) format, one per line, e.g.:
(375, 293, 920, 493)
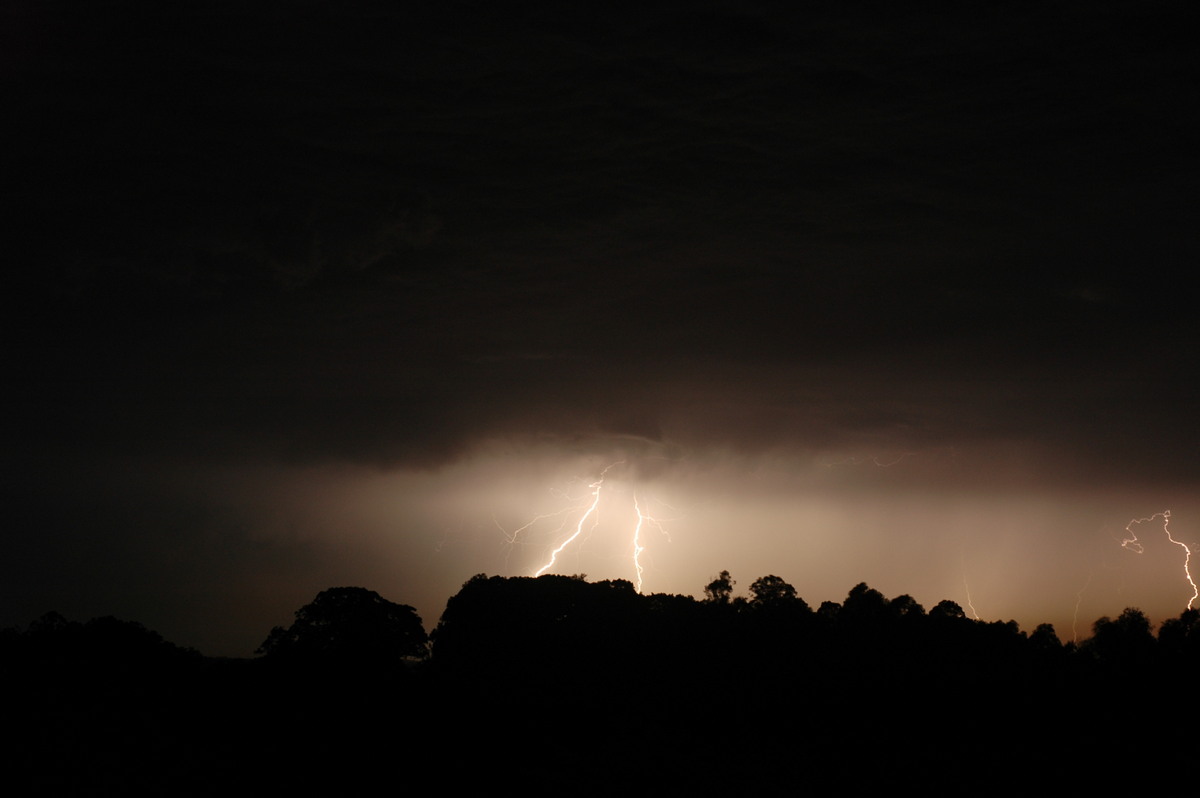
(5, 1, 1199, 656)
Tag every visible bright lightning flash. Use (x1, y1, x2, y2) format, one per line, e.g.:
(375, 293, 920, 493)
(632, 494, 672, 593)
(498, 462, 673, 592)
(1120, 510, 1198, 610)
(533, 464, 617, 578)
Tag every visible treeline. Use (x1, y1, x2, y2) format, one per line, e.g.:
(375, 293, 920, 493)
(4, 575, 1198, 793)
(8, 575, 1197, 677)
(430, 572, 1200, 681)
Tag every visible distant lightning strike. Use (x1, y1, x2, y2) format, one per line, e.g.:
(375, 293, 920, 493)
(631, 494, 671, 593)
(495, 503, 586, 571)
(498, 462, 672, 591)
(631, 497, 647, 591)
(957, 547, 981, 621)
(1120, 510, 1198, 610)
(962, 575, 980, 621)
(533, 464, 615, 578)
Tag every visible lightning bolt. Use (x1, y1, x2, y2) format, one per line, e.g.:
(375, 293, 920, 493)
(495, 461, 673, 590)
(958, 551, 981, 621)
(631, 493, 672, 593)
(1120, 510, 1198, 610)
(495, 503, 587, 571)
(532, 463, 619, 578)
(631, 496, 647, 591)
(962, 576, 981, 621)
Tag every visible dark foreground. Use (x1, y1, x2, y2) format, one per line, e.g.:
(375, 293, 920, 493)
(5, 576, 1197, 794)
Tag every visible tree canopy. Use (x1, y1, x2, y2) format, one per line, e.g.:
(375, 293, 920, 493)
(704, 570, 735, 604)
(749, 574, 798, 606)
(258, 586, 428, 665)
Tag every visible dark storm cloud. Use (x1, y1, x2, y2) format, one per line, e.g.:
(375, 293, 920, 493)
(6, 0, 1198, 478)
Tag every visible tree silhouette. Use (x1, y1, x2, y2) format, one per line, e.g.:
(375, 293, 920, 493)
(749, 574, 798, 607)
(816, 600, 841, 623)
(1088, 607, 1155, 670)
(258, 586, 428, 666)
(1157, 608, 1200, 663)
(929, 599, 966, 621)
(888, 594, 925, 618)
(704, 570, 735, 604)
(1029, 623, 1062, 650)
(841, 582, 888, 624)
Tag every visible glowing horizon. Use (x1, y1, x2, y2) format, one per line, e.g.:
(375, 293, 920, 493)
(359, 442, 1200, 652)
